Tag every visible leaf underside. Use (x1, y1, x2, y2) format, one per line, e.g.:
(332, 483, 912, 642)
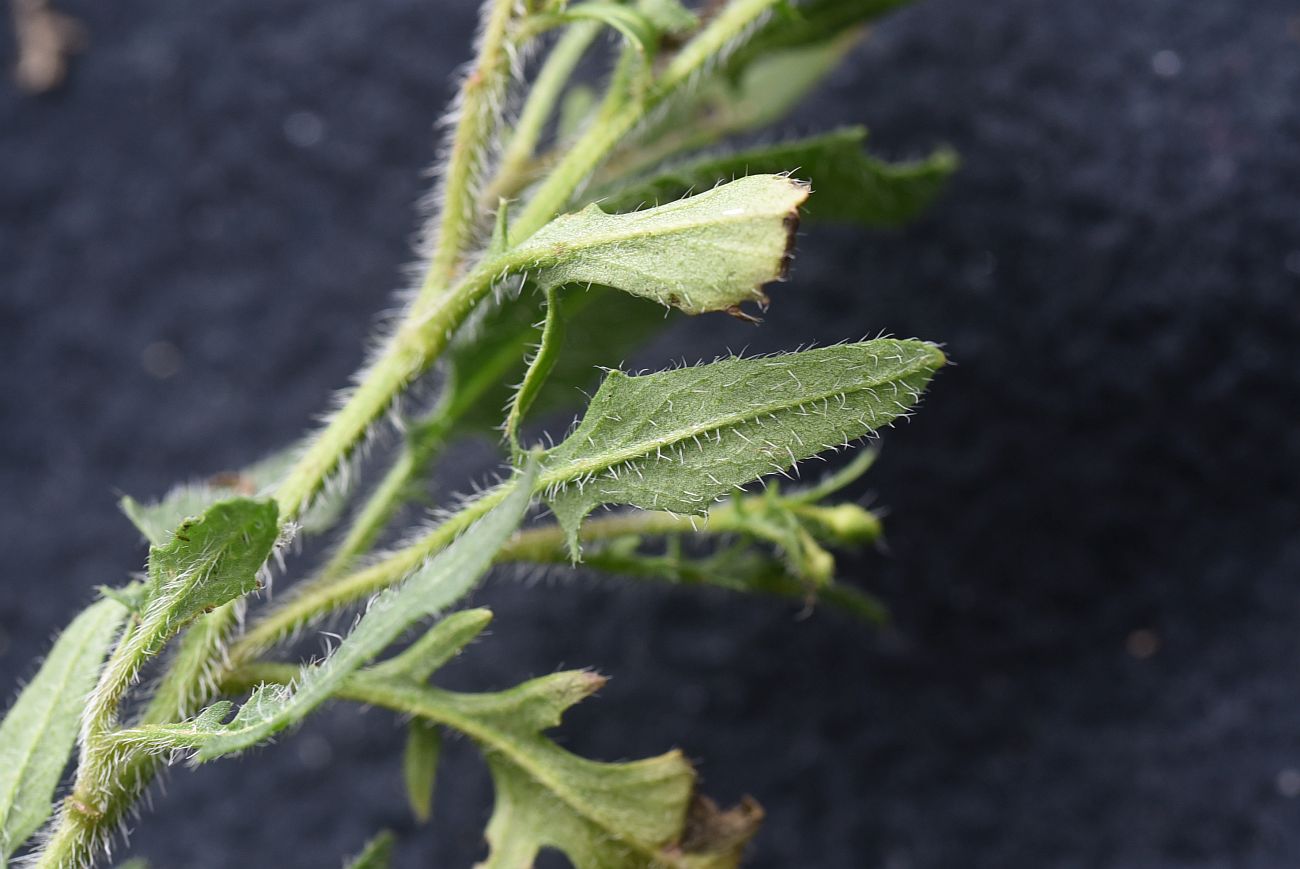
(518, 174, 808, 315)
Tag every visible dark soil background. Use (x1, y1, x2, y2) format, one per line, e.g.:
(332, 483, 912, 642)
(3, 1, 1299, 866)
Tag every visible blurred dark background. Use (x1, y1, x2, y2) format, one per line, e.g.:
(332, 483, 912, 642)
(2, 0, 1299, 866)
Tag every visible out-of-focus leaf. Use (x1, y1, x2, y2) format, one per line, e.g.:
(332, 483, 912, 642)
(0, 597, 127, 863)
(599, 128, 956, 228)
(403, 720, 441, 823)
(342, 831, 395, 869)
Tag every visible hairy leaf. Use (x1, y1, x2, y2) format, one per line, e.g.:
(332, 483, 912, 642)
(358, 672, 755, 868)
(505, 287, 566, 454)
(514, 174, 808, 315)
(140, 499, 279, 643)
(342, 830, 395, 869)
(600, 128, 956, 228)
(403, 720, 441, 823)
(114, 462, 537, 760)
(539, 340, 944, 554)
(0, 598, 126, 863)
(121, 447, 344, 546)
(367, 608, 493, 684)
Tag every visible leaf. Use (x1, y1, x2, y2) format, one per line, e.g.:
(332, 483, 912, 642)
(0, 597, 127, 862)
(367, 607, 493, 684)
(444, 284, 670, 439)
(120, 447, 344, 546)
(728, 0, 914, 72)
(354, 671, 755, 868)
(505, 287, 566, 454)
(140, 498, 279, 646)
(221, 636, 759, 866)
(403, 720, 441, 823)
(514, 174, 808, 315)
(467, 671, 693, 868)
(599, 128, 957, 228)
(113, 461, 538, 760)
(553, 3, 662, 56)
(539, 339, 945, 555)
(343, 830, 395, 869)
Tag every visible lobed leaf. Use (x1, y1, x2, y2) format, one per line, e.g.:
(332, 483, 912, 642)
(599, 128, 957, 228)
(539, 340, 945, 555)
(514, 174, 808, 315)
(0, 597, 127, 863)
(353, 671, 758, 868)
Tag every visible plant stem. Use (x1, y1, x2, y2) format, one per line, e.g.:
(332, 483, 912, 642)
(424, 0, 521, 293)
(487, 20, 601, 206)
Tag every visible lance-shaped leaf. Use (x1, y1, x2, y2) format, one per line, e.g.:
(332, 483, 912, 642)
(0, 597, 127, 863)
(112, 462, 537, 761)
(513, 174, 808, 315)
(599, 128, 957, 228)
(342, 831, 395, 869)
(403, 721, 441, 824)
(539, 340, 944, 555)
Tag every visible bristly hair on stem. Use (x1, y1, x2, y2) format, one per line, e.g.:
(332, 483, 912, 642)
(4, 1, 958, 866)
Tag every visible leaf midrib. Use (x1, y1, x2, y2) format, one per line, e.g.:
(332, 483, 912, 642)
(540, 355, 931, 488)
(362, 679, 677, 862)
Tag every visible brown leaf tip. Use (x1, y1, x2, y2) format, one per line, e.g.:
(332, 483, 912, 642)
(675, 794, 765, 862)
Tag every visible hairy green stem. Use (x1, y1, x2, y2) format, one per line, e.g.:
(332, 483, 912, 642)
(488, 20, 601, 206)
(425, 0, 521, 292)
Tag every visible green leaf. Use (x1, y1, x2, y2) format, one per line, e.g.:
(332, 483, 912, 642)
(403, 720, 441, 823)
(539, 340, 945, 555)
(140, 499, 279, 645)
(114, 462, 538, 761)
(505, 287, 566, 455)
(0, 597, 127, 862)
(357, 672, 758, 868)
(368, 608, 493, 683)
(553, 3, 662, 56)
(468, 671, 693, 868)
(342, 830, 395, 869)
(732, 0, 913, 69)
(515, 174, 808, 315)
(120, 447, 343, 547)
(445, 284, 670, 439)
(637, 0, 697, 33)
(599, 128, 957, 228)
